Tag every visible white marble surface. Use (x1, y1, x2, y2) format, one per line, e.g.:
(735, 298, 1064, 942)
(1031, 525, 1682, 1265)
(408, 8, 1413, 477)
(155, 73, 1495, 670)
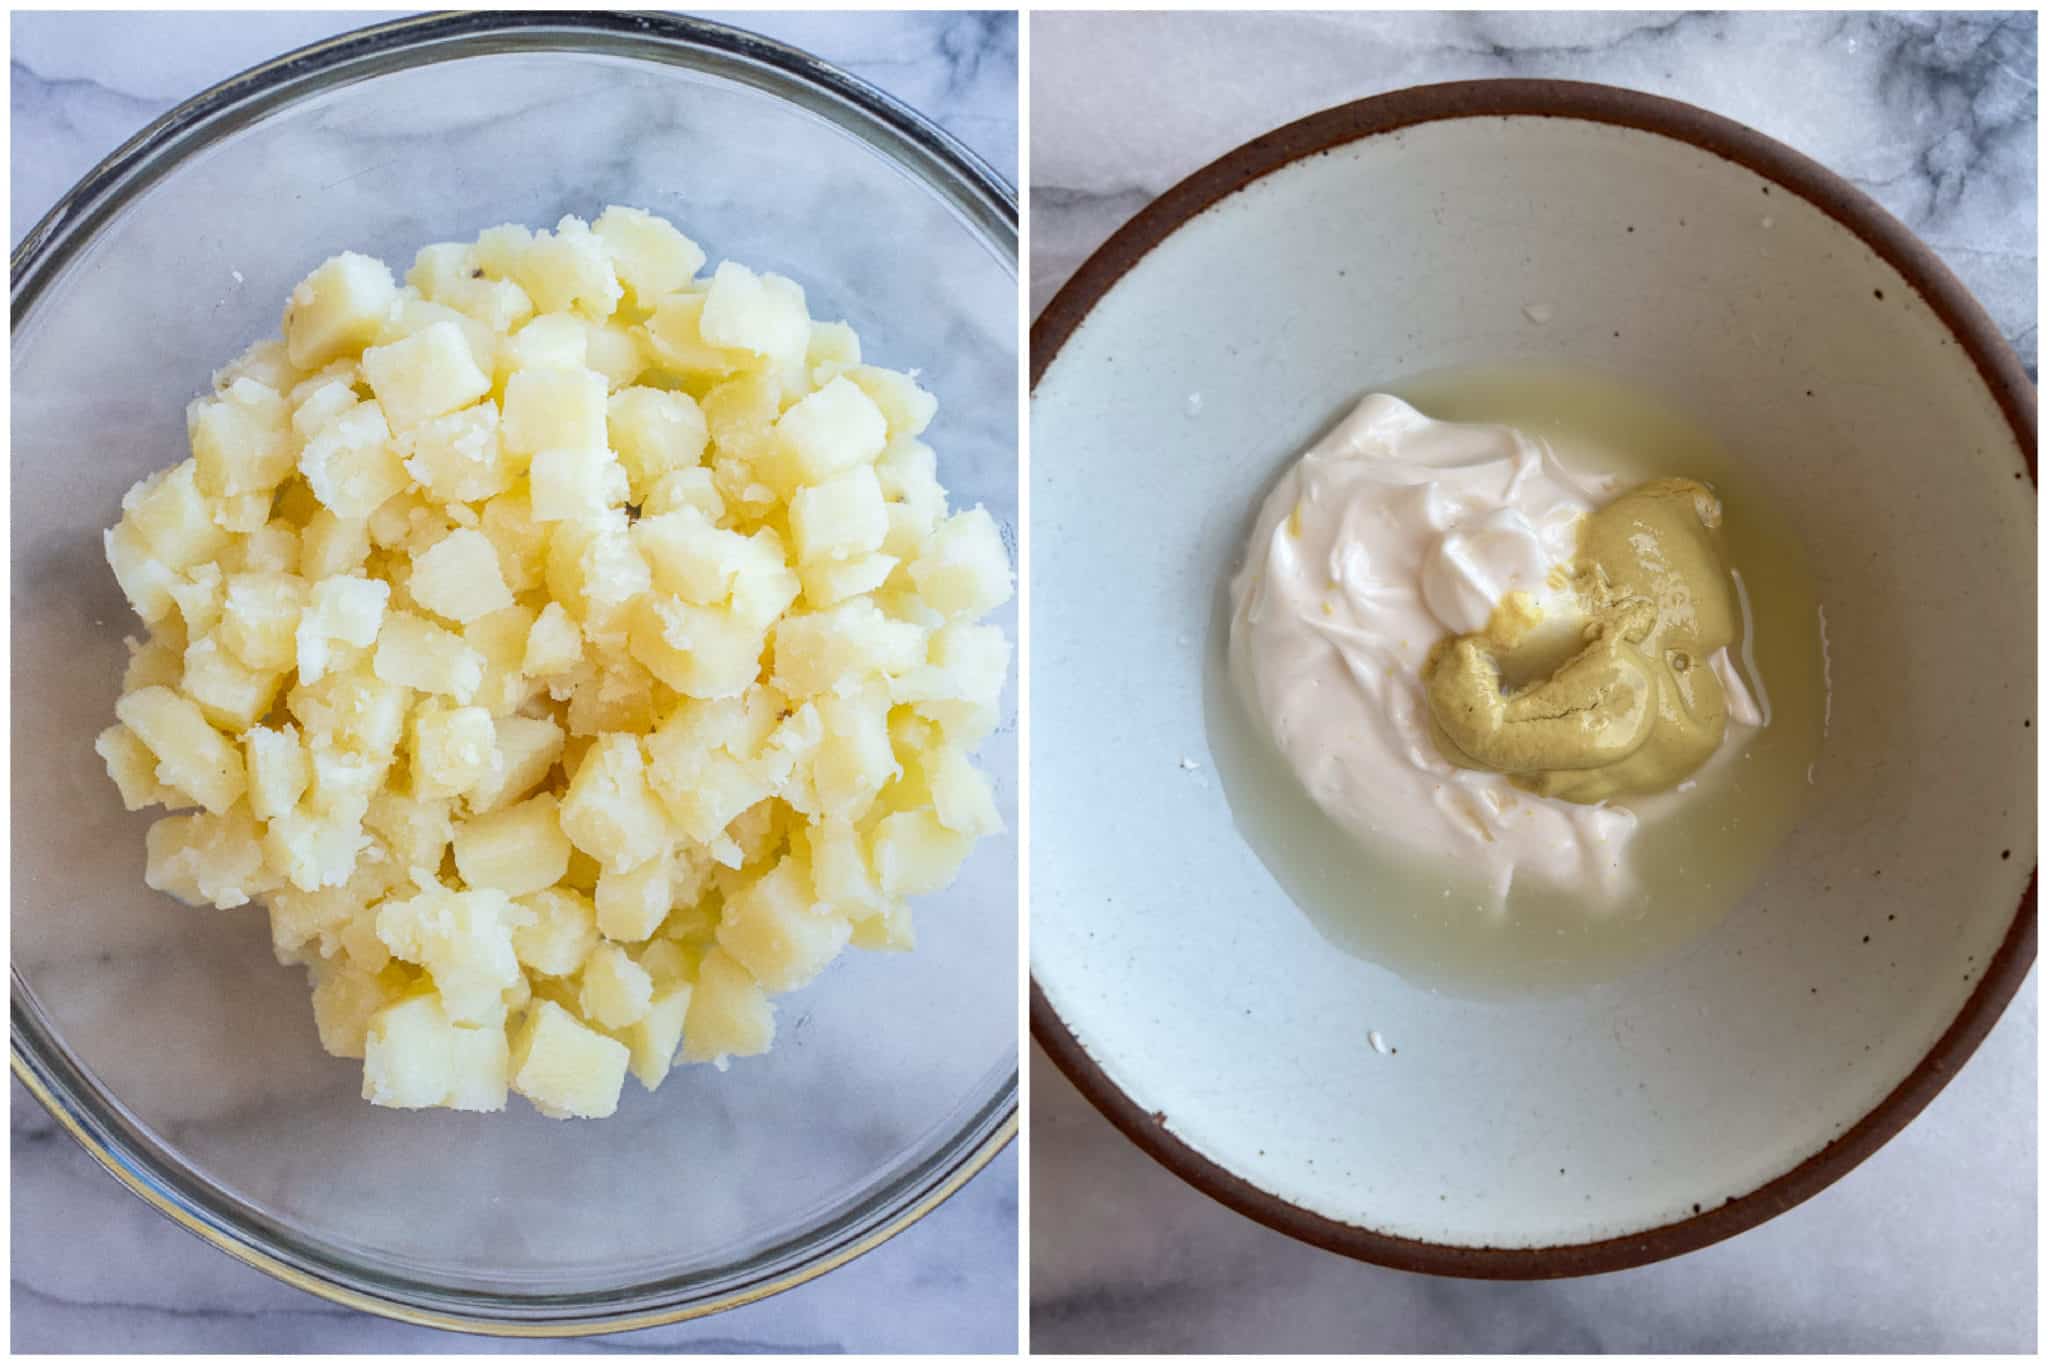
(1030, 10, 2035, 1354)
(10, 9, 1017, 1353)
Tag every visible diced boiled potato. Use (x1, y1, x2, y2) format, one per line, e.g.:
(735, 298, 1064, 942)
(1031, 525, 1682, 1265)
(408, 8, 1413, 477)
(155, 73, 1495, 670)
(812, 687, 898, 818)
(478, 489, 548, 593)
(123, 629, 187, 694)
(871, 808, 975, 898)
(623, 980, 691, 1090)
(295, 574, 389, 684)
(582, 321, 646, 391)
(144, 803, 273, 909)
(510, 998, 629, 1118)
(563, 651, 657, 736)
(927, 746, 1003, 837)
(699, 261, 810, 369)
(189, 378, 293, 498)
(453, 792, 572, 895)
(544, 511, 650, 637)
(641, 292, 754, 379)
(363, 789, 455, 873)
(628, 596, 764, 700)
(120, 460, 234, 573)
(286, 666, 410, 759)
(373, 610, 484, 702)
(410, 704, 500, 800)
(595, 852, 670, 942)
(523, 601, 584, 677)
(810, 815, 883, 914)
(217, 572, 305, 672)
(849, 900, 915, 952)
(578, 942, 653, 1028)
(509, 216, 622, 319)
(558, 734, 669, 871)
(844, 365, 937, 440)
(375, 884, 525, 1023)
(408, 528, 513, 624)
(501, 366, 609, 458)
(642, 466, 723, 520)
(806, 319, 862, 384)
(790, 465, 888, 564)
(632, 506, 751, 604)
(362, 994, 510, 1112)
(104, 522, 183, 625)
(116, 685, 245, 815)
(214, 337, 303, 395)
(608, 387, 708, 499)
(681, 946, 774, 1064)
(167, 564, 226, 638)
(775, 376, 888, 486)
(716, 853, 850, 992)
(300, 508, 373, 580)
(408, 241, 536, 335)
(909, 506, 1013, 620)
(512, 886, 599, 977)
(594, 205, 706, 305)
(360, 321, 492, 431)
(97, 723, 174, 810)
(467, 713, 565, 814)
(181, 635, 284, 731)
(399, 401, 508, 504)
(309, 958, 408, 1060)
(243, 723, 310, 820)
(299, 400, 407, 520)
(283, 252, 399, 369)
(262, 803, 370, 893)
(500, 313, 588, 375)
(529, 445, 627, 522)
(772, 599, 926, 698)
(799, 552, 897, 609)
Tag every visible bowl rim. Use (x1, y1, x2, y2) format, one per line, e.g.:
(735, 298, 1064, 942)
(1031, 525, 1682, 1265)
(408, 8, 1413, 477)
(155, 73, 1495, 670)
(1028, 76, 2037, 1281)
(12, 8, 1017, 1336)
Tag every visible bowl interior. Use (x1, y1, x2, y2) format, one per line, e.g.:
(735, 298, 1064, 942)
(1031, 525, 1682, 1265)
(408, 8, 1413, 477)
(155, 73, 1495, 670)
(1032, 110, 2032, 1252)
(13, 41, 1016, 1304)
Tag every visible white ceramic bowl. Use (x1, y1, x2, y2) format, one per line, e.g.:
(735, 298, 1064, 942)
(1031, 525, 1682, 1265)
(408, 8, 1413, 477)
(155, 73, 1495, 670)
(1030, 80, 2034, 1276)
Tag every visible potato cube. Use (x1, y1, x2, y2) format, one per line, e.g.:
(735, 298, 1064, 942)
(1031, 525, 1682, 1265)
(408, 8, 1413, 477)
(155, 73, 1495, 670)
(544, 511, 650, 638)
(790, 465, 888, 564)
(894, 621, 1011, 709)
(810, 816, 883, 914)
(578, 942, 654, 1029)
(681, 946, 775, 1064)
(116, 685, 245, 815)
(211, 491, 273, 535)
(309, 959, 406, 1060)
(806, 319, 862, 384)
(144, 804, 272, 909)
(300, 508, 373, 579)
(510, 998, 629, 1118)
(362, 994, 510, 1112)
(595, 853, 671, 942)
(716, 854, 850, 992)
(286, 667, 409, 759)
(800, 552, 897, 609)
(410, 704, 500, 800)
(262, 803, 370, 892)
(190, 378, 293, 498)
(211, 573, 300, 673)
(628, 597, 764, 700)
(771, 600, 926, 698)
(564, 653, 657, 736)
(776, 376, 888, 486)
(467, 713, 564, 814)
(478, 489, 547, 593)
(844, 365, 938, 440)
(97, 723, 174, 810)
(374, 610, 484, 702)
(594, 205, 706, 304)
(123, 629, 187, 694)
(213, 337, 303, 395)
(295, 573, 389, 684)
(453, 792, 572, 895)
(399, 401, 508, 504)
(363, 789, 455, 873)
(120, 460, 234, 572)
(699, 260, 810, 369)
(522, 601, 583, 677)
(928, 747, 1003, 837)
(167, 564, 226, 638)
(283, 252, 399, 369)
(408, 528, 513, 624)
(243, 723, 311, 821)
(642, 466, 723, 521)
(871, 808, 975, 898)
(608, 386, 708, 499)
(633, 507, 746, 604)
(104, 521, 181, 624)
(360, 321, 491, 431)
(512, 886, 599, 977)
(299, 400, 407, 520)
(909, 506, 1013, 620)
(850, 901, 915, 952)
(558, 734, 669, 872)
(641, 292, 753, 378)
(623, 981, 691, 1090)
(410, 242, 534, 334)
(813, 687, 899, 818)
(375, 885, 524, 1024)
(500, 313, 588, 375)
(501, 367, 609, 458)
(511, 215, 622, 319)
(529, 445, 627, 522)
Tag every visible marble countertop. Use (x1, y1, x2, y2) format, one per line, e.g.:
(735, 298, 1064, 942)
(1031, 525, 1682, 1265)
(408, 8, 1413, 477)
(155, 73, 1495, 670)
(1029, 11, 2035, 1354)
(9, 9, 1016, 1354)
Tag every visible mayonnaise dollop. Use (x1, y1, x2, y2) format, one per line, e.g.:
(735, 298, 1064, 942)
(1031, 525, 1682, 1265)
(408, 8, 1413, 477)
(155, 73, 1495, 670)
(1228, 394, 1758, 904)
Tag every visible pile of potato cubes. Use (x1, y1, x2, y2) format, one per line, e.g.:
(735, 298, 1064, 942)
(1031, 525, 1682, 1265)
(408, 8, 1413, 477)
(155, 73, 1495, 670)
(95, 207, 1011, 1119)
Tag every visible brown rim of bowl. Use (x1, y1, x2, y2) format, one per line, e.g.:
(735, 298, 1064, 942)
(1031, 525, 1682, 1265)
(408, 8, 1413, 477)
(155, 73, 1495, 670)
(1028, 77, 2039, 1281)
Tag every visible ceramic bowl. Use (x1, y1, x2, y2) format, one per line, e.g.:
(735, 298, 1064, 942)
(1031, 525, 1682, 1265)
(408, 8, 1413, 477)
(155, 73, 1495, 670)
(12, 12, 1016, 1332)
(1030, 80, 2033, 1276)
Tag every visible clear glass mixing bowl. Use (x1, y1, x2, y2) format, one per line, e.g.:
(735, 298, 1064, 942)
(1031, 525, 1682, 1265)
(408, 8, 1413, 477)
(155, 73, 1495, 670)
(11, 11, 1017, 1334)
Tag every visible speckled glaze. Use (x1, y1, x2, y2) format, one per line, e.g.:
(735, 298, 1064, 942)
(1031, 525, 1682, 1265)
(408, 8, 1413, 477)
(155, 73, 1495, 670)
(1030, 82, 2034, 1273)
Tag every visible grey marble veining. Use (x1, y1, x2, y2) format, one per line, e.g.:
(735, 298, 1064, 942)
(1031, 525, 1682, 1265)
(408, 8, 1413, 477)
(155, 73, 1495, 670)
(1030, 10, 2035, 1355)
(10, 9, 1017, 1354)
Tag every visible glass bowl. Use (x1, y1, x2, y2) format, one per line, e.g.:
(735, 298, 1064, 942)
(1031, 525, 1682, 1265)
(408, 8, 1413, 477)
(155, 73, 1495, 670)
(11, 11, 1017, 1335)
